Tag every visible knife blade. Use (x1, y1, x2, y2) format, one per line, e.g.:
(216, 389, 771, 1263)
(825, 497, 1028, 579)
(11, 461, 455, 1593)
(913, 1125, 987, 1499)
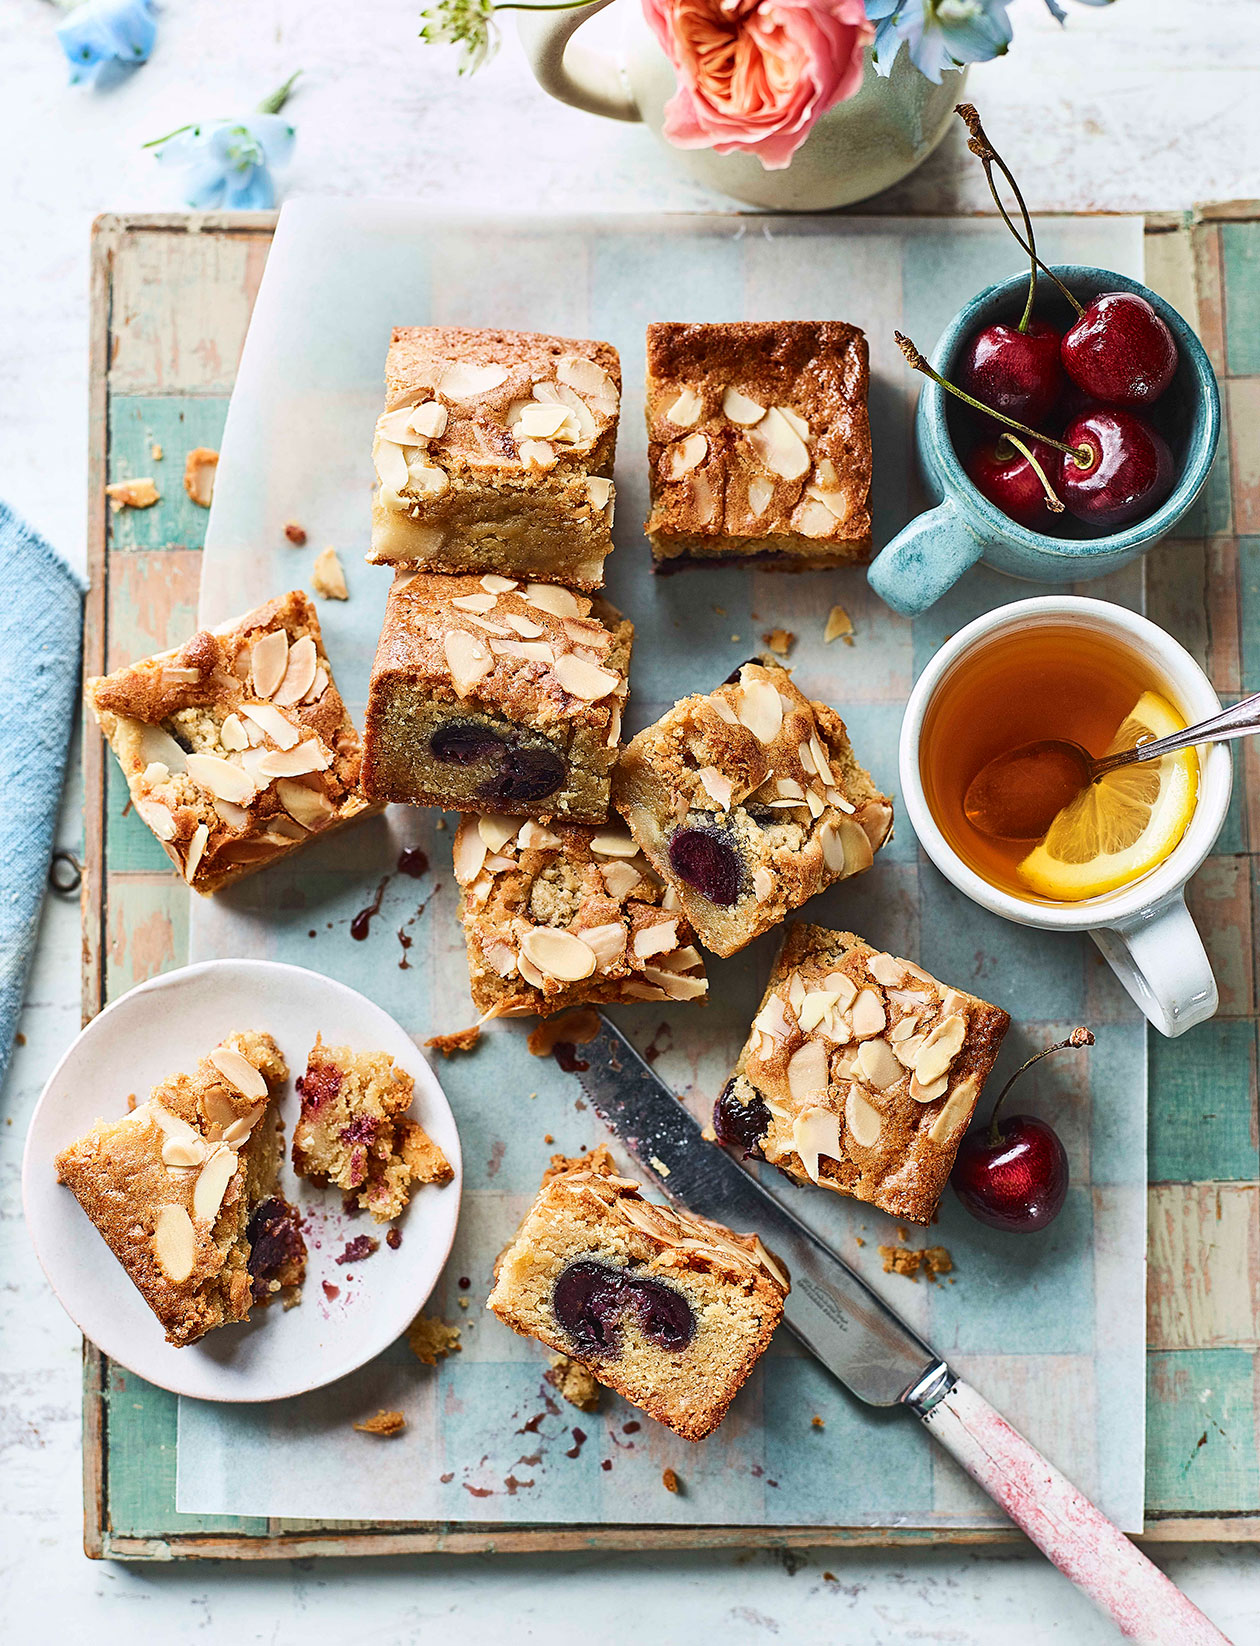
(557, 1014, 1233, 1646)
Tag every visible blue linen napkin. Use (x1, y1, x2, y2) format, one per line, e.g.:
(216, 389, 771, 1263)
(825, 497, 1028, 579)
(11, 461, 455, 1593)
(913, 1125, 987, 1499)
(0, 503, 85, 1090)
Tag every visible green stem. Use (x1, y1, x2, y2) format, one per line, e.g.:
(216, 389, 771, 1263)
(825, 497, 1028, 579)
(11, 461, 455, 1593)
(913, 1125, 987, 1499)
(142, 123, 195, 150)
(258, 70, 302, 115)
(998, 433, 1065, 512)
(895, 332, 1092, 467)
(987, 1027, 1094, 1141)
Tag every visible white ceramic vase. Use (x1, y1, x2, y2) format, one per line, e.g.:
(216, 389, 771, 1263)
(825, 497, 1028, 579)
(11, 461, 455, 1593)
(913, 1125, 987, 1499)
(516, 0, 966, 212)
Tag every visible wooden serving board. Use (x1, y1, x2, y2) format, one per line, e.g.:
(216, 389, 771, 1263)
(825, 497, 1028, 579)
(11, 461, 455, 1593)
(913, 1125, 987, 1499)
(81, 208, 1260, 1559)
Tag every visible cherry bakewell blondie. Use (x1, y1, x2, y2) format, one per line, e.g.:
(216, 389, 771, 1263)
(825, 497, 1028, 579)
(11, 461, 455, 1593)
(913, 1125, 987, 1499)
(55, 1033, 305, 1346)
(613, 660, 893, 957)
(368, 326, 620, 591)
(487, 1148, 788, 1440)
(361, 571, 632, 821)
(85, 591, 376, 895)
(644, 321, 872, 569)
(715, 925, 1010, 1224)
(453, 813, 708, 1017)
(292, 1037, 453, 1221)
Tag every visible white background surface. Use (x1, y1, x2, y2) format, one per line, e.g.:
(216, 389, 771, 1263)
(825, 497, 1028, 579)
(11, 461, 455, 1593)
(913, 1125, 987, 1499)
(2, 0, 1258, 1637)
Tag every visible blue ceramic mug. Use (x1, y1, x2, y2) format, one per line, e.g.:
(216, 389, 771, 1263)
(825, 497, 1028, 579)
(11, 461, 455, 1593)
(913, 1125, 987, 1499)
(867, 267, 1221, 617)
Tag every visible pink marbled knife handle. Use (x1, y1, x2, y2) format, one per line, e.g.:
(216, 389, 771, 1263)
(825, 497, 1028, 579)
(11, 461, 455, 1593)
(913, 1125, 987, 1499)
(921, 1380, 1232, 1644)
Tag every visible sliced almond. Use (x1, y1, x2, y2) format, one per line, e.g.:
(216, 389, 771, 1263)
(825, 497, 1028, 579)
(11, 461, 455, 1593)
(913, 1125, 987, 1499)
(490, 638, 555, 664)
(406, 457, 450, 496)
(824, 604, 854, 646)
(845, 1087, 882, 1149)
(409, 400, 448, 439)
(722, 387, 765, 426)
(515, 401, 573, 440)
(208, 1046, 269, 1100)
(892, 1032, 925, 1069)
(451, 592, 499, 614)
(588, 828, 638, 858)
(645, 968, 708, 1001)
(708, 694, 740, 728)
(850, 989, 887, 1039)
(792, 1105, 840, 1184)
(517, 950, 547, 990)
(868, 952, 907, 988)
(600, 860, 642, 899)
(373, 436, 410, 493)
(735, 676, 783, 744)
(779, 406, 810, 441)
(748, 407, 809, 480)
(657, 944, 703, 974)
(454, 822, 488, 884)
(857, 1037, 902, 1090)
(186, 753, 255, 805)
(304, 666, 330, 705)
(910, 1071, 950, 1106)
(697, 766, 734, 811)
(524, 583, 581, 619)
(555, 653, 619, 702)
(928, 1073, 980, 1142)
(519, 926, 598, 983)
(633, 920, 678, 961)
(798, 990, 840, 1033)
(477, 814, 518, 852)
(219, 714, 249, 753)
(250, 629, 290, 700)
(221, 1107, 263, 1147)
(193, 1145, 238, 1224)
(161, 1134, 207, 1168)
(518, 439, 556, 470)
(668, 432, 707, 480)
(688, 470, 718, 525)
(665, 387, 703, 427)
(444, 629, 492, 697)
(786, 971, 807, 1016)
(786, 1038, 829, 1107)
(239, 703, 300, 750)
(839, 817, 875, 874)
(277, 778, 336, 830)
(256, 739, 329, 778)
(439, 361, 509, 400)
(154, 1204, 196, 1283)
(504, 613, 545, 639)
(747, 475, 774, 518)
(914, 1014, 968, 1088)
(556, 355, 618, 412)
(792, 495, 840, 539)
(580, 922, 627, 970)
(137, 798, 177, 841)
(585, 476, 614, 513)
(515, 820, 559, 851)
(481, 574, 518, 594)
(752, 865, 775, 902)
(183, 822, 210, 884)
(149, 1104, 199, 1142)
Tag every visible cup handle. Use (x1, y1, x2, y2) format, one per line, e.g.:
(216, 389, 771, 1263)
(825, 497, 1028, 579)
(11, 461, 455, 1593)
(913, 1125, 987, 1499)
(1090, 894, 1218, 1038)
(867, 499, 984, 617)
(515, 0, 642, 123)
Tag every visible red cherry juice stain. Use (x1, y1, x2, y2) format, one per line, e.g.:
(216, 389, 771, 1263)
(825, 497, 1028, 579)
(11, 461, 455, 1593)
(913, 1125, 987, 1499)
(397, 847, 429, 877)
(321, 1281, 340, 1302)
(565, 1427, 587, 1459)
(622, 1421, 641, 1434)
(552, 1042, 589, 1074)
(486, 1139, 506, 1179)
(463, 1483, 494, 1499)
(504, 1474, 534, 1496)
(644, 1021, 673, 1065)
(518, 1412, 546, 1435)
(350, 875, 390, 940)
(397, 929, 413, 969)
(601, 1459, 613, 1472)
(440, 1471, 454, 1484)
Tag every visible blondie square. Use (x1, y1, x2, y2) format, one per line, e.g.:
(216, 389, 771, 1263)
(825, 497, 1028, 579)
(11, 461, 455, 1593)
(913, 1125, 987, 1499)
(452, 812, 708, 1017)
(715, 925, 1010, 1224)
(613, 660, 893, 957)
(368, 326, 620, 591)
(292, 1037, 453, 1222)
(644, 321, 872, 569)
(85, 591, 376, 895)
(361, 571, 632, 822)
(487, 1148, 788, 1441)
(54, 1032, 304, 1346)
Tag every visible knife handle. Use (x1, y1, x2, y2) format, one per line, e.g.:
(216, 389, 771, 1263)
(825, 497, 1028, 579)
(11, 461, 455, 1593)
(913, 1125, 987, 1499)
(919, 1378, 1232, 1645)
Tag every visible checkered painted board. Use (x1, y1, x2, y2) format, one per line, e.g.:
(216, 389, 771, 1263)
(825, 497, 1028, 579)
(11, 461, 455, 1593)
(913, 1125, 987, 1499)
(81, 210, 1260, 1558)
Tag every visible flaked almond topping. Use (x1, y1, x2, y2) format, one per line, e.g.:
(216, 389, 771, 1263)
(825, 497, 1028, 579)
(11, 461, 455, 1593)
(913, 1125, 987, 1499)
(454, 823, 488, 884)
(589, 827, 638, 858)
(657, 944, 703, 974)
(798, 990, 840, 1033)
(239, 702, 300, 749)
(752, 865, 775, 902)
(519, 926, 598, 983)
(305, 665, 330, 704)
(489, 637, 555, 664)
(747, 475, 774, 518)
(585, 475, 614, 513)
(137, 798, 177, 841)
(748, 407, 809, 480)
(377, 407, 423, 443)
(824, 604, 854, 646)
(808, 733, 835, 787)
(892, 1033, 925, 1069)
(805, 789, 825, 819)
(776, 777, 804, 800)
(792, 495, 840, 539)
(484, 939, 518, 977)
(219, 713, 249, 752)
(519, 439, 556, 470)
(751, 990, 793, 1050)
(193, 1144, 237, 1223)
(665, 387, 703, 427)
(697, 766, 734, 810)
(481, 574, 518, 594)
(554, 653, 619, 702)
(822, 970, 859, 1010)
(183, 822, 210, 884)
(562, 617, 610, 650)
(515, 401, 575, 441)
(780, 406, 810, 441)
(722, 387, 765, 426)
(161, 1132, 207, 1169)
(517, 819, 560, 850)
(451, 592, 499, 614)
(914, 1014, 967, 1087)
(600, 859, 642, 899)
(557, 355, 617, 412)
(633, 920, 678, 960)
(459, 612, 513, 636)
(407, 457, 450, 495)
(154, 1204, 196, 1283)
(183, 447, 218, 508)
(667, 432, 707, 479)
(910, 1070, 950, 1105)
(787, 1038, 829, 1107)
(148, 1103, 197, 1142)
(661, 885, 681, 911)
(735, 676, 783, 744)
(374, 436, 410, 493)
(857, 1037, 902, 1090)
(928, 1073, 979, 1142)
(477, 813, 518, 852)
(868, 952, 907, 988)
(643, 966, 708, 1001)
(250, 628, 290, 700)
(410, 399, 449, 439)
(277, 778, 336, 830)
(256, 739, 329, 778)
(524, 583, 581, 619)
(688, 469, 718, 525)
(444, 628, 492, 697)
(221, 1107, 263, 1147)
(208, 1046, 269, 1099)
(504, 613, 545, 638)
(845, 1086, 882, 1149)
(438, 361, 509, 400)
(850, 989, 887, 1039)
(186, 752, 255, 805)
(786, 970, 807, 1016)
(792, 1105, 840, 1184)
(708, 693, 740, 728)
(579, 922, 627, 970)
(889, 1017, 919, 1043)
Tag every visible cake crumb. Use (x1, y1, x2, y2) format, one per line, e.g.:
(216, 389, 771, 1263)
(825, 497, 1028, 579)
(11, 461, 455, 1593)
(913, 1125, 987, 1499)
(354, 1409, 406, 1436)
(823, 604, 854, 646)
(649, 1155, 670, 1178)
(527, 1007, 602, 1058)
(336, 1234, 379, 1266)
(311, 544, 349, 600)
(386, 1228, 402, 1250)
(879, 1244, 954, 1283)
(125, 1092, 137, 1112)
(408, 1312, 462, 1366)
(426, 1024, 482, 1057)
(854, 1236, 865, 1247)
(761, 628, 795, 657)
(105, 478, 159, 512)
(811, 1414, 825, 1429)
(458, 1297, 469, 1309)
(700, 1122, 718, 1143)
(284, 520, 307, 544)
(662, 1468, 681, 1493)
(150, 442, 163, 462)
(547, 1354, 602, 1412)
(183, 447, 218, 508)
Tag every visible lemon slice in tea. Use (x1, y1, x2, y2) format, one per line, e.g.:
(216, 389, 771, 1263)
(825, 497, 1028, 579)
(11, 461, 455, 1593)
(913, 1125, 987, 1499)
(1018, 690, 1198, 902)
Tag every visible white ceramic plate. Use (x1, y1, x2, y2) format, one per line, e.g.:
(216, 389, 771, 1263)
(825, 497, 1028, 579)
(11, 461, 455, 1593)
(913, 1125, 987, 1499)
(22, 959, 461, 1402)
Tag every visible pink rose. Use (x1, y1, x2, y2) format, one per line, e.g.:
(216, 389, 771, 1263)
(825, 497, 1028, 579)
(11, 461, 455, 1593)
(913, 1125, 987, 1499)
(642, 0, 873, 171)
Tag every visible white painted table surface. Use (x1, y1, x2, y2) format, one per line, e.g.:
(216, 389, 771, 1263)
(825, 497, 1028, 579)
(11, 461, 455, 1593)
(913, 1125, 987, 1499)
(1, 0, 1258, 1637)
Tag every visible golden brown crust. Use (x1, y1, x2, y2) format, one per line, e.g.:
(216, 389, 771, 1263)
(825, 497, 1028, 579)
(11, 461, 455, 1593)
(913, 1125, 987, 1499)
(644, 321, 871, 567)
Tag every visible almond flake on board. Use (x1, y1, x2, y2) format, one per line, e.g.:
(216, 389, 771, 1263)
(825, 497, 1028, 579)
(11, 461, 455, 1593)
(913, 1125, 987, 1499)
(183, 447, 219, 508)
(311, 545, 349, 600)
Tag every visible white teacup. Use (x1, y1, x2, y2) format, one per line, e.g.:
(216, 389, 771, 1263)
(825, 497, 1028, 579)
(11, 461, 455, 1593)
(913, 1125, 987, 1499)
(898, 597, 1232, 1038)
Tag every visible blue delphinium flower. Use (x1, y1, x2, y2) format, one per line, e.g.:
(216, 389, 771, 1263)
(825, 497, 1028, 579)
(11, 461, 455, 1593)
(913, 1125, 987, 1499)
(868, 0, 1014, 83)
(57, 0, 158, 85)
(146, 74, 300, 210)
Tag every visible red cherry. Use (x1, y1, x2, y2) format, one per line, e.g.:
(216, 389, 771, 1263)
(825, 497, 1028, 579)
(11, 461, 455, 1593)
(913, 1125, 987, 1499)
(964, 433, 1064, 529)
(958, 318, 1063, 427)
(1061, 292, 1178, 407)
(1058, 408, 1175, 530)
(952, 1115, 1069, 1232)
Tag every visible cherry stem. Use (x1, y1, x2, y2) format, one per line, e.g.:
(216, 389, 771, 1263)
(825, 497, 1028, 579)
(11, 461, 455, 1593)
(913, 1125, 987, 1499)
(987, 1027, 1095, 1142)
(895, 332, 1092, 467)
(955, 105, 1085, 323)
(998, 433, 1065, 512)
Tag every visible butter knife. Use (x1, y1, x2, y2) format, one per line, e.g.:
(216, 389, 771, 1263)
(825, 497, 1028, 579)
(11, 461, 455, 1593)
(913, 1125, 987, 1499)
(558, 1015, 1230, 1646)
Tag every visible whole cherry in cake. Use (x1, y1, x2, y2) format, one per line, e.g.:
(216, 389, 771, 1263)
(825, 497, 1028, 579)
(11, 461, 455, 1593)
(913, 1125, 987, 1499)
(951, 1027, 1092, 1232)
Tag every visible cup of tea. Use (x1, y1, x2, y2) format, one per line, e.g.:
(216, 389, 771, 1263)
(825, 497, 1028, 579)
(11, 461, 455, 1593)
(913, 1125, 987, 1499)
(867, 266, 1221, 617)
(899, 596, 1232, 1037)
